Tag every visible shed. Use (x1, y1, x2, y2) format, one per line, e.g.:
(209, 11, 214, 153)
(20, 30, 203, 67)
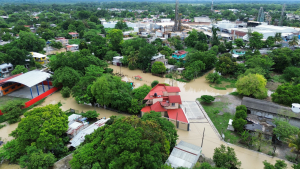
(134, 75, 142, 81)
(165, 141, 202, 168)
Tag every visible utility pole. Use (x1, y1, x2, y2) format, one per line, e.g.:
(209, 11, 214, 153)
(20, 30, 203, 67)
(120, 63, 122, 75)
(173, 0, 179, 32)
(201, 128, 205, 147)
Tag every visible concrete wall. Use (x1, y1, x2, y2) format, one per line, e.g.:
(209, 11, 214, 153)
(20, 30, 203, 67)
(248, 108, 300, 128)
(168, 92, 178, 96)
(153, 98, 163, 104)
(178, 121, 189, 131)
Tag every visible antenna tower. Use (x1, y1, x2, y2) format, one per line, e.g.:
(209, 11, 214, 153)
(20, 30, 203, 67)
(173, 0, 179, 31)
(257, 7, 264, 22)
(279, 4, 286, 26)
(211, 0, 214, 12)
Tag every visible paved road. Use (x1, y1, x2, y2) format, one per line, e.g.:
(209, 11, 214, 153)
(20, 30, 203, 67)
(176, 101, 294, 169)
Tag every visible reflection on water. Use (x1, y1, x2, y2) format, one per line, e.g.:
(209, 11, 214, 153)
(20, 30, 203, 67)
(109, 65, 235, 101)
(0, 162, 20, 169)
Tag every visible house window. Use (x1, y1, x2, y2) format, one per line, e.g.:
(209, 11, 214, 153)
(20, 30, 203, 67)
(172, 103, 175, 106)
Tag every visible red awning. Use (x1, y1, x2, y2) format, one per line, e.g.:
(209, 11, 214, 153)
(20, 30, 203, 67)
(135, 75, 142, 79)
(167, 108, 188, 123)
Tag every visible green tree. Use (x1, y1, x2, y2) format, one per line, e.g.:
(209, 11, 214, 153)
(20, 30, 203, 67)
(19, 146, 56, 169)
(90, 15, 99, 23)
(107, 29, 123, 52)
(49, 40, 63, 49)
(289, 36, 299, 50)
(104, 50, 118, 61)
(269, 48, 293, 72)
(138, 43, 157, 70)
(151, 80, 159, 87)
(206, 72, 221, 83)
(128, 51, 139, 69)
(183, 60, 205, 81)
(83, 30, 97, 42)
(52, 67, 81, 88)
(114, 21, 128, 31)
(271, 83, 300, 106)
(283, 67, 300, 82)
(211, 27, 220, 46)
(195, 42, 209, 52)
(236, 74, 268, 99)
(89, 36, 107, 60)
(215, 55, 237, 75)
(273, 119, 299, 141)
(232, 118, 247, 133)
(70, 116, 170, 169)
(41, 29, 55, 41)
(2, 100, 24, 124)
(11, 65, 28, 75)
(265, 36, 275, 48)
(274, 32, 282, 44)
(82, 110, 99, 119)
(213, 144, 241, 169)
(263, 160, 287, 169)
(16, 31, 46, 52)
(245, 55, 274, 79)
(78, 10, 91, 19)
(235, 39, 245, 48)
(199, 95, 215, 103)
(141, 111, 178, 151)
(128, 99, 144, 114)
(184, 29, 198, 47)
(249, 32, 264, 50)
(60, 86, 71, 98)
(91, 75, 111, 106)
(152, 61, 166, 74)
(132, 84, 152, 101)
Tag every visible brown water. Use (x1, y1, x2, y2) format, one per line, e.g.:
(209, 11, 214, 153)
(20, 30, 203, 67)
(109, 65, 236, 101)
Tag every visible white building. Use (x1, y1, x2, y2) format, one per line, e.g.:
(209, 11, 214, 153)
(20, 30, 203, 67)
(194, 16, 211, 23)
(0, 63, 13, 78)
(151, 53, 168, 65)
(66, 44, 79, 51)
(161, 18, 171, 22)
(112, 56, 123, 66)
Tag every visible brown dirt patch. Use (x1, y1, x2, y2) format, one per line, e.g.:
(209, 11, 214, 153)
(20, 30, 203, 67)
(266, 81, 282, 92)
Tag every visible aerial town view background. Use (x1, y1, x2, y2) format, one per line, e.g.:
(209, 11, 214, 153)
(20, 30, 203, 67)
(0, 0, 300, 168)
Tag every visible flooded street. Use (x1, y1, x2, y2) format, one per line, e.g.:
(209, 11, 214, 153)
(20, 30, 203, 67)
(0, 65, 291, 169)
(109, 65, 235, 101)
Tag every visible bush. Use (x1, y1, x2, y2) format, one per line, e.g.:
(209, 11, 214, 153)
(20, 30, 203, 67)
(236, 74, 268, 99)
(236, 105, 247, 112)
(60, 87, 71, 98)
(82, 110, 99, 119)
(232, 118, 247, 133)
(151, 80, 159, 88)
(206, 72, 221, 84)
(200, 95, 215, 103)
(35, 62, 43, 69)
(2, 100, 25, 124)
(11, 65, 28, 75)
(168, 58, 177, 65)
(283, 66, 300, 82)
(235, 110, 247, 119)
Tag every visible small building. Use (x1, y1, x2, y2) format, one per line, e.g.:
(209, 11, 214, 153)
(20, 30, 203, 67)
(68, 114, 82, 126)
(165, 141, 202, 168)
(112, 56, 123, 66)
(50, 24, 57, 27)
(0, 63, 13, 78)
(55, 37, 69, 46)
(0, 73, 24, 96)
(134, 75, 142, 81)
(66, 44, 79, 51)
(69, 32, 79, 39)
(232, 49, 246, 56)
(161, 18, 171, 22)
(151, 53, 168, 65)
(242, 97, 300, 128)
(177, 68, 184, 74)
(31, 52, 48, 65)
(172, 50, 188, 60)
(67, 121, 88, 137)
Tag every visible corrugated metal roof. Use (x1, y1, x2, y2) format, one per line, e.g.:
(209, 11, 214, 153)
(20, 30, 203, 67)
(70, 118, 109, 147)
(6, 70, 51, 87)
(165, 141, 202, 168)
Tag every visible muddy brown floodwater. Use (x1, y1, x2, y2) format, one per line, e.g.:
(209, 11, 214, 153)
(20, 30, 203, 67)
(109, 65, 236, 101)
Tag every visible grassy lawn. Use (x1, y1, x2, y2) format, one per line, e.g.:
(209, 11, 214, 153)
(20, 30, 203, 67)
(200, 100, 240, 144)
(209, 77, 237, 90)
(0, 96, 30, 109)
(68, 39, 81, 45)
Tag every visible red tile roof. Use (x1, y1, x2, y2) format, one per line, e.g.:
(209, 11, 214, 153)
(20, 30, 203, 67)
(169, 95, 182, 104)
(141, 106, 151, 112)
(69, 32, 78, 35)
(150, 102, 167, 112)
(167, 108, 188, 123)
(0, 74, 23, 85)
(165, 86, 181, 93)
(173, 50, 187, 55)
(144, 84, 167, 100)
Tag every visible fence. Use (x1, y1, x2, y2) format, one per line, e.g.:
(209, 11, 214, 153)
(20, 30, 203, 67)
(162, 116, 190, 131)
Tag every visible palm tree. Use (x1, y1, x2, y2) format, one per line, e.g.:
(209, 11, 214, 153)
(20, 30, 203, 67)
(127, 51, 138, 68)
(274, 32, 282, 44)
(289, 36, 299, 50)
(286, 131, 300, 161)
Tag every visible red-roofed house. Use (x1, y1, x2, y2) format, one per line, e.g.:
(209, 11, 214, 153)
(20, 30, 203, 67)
(141, 84, 190, 131)
(69, 32, 79, 39)
(172, 50, 188, 60)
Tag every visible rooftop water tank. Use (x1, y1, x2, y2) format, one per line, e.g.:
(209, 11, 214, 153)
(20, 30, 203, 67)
(291, 103, 300, 113)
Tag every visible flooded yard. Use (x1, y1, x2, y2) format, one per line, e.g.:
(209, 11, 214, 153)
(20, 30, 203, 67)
(109, 65, 236, 101)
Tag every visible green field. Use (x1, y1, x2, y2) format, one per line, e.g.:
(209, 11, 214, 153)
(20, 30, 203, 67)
(200, 100, 240, 144)
(0, 96, 30, 110)
(68, 39, 81, 45)
(48, 54, 57, 61)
